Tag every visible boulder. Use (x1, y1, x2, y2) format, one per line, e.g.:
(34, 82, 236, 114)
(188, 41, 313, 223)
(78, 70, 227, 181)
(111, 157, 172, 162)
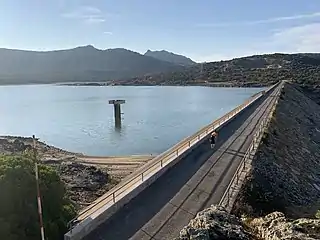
(249, 212, 320, 240)
(178, 205, 251, 240)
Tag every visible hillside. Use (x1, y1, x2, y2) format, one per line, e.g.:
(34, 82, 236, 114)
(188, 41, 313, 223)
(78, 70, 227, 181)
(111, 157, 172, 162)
(110, 53, 320, 87)
(2, 47, 320, 87)
(0, 46, 183, 84)
(144, 50, 195, 66)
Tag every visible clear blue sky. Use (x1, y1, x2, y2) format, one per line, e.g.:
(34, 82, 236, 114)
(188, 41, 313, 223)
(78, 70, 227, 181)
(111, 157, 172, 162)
(1, 0, 320, 62)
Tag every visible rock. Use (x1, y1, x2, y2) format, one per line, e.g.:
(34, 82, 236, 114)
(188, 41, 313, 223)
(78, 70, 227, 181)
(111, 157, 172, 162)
(54, 162, 110, 207)
(178, 207, 320, 240)
(248, 212, 320, 240)
(178, 205, 251, 240)
(0, 138, 31, 153)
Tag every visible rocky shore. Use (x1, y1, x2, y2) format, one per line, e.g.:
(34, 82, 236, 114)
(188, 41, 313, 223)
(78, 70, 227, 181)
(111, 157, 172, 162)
(0, 136, 153, 210)
(0, 136, 132, 210)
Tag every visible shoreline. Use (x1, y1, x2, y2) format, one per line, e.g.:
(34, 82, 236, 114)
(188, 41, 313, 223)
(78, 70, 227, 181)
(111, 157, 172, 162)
(57, 81, 271, 88)
(0, 135, 154, 210)
(0, 81, 271, 88)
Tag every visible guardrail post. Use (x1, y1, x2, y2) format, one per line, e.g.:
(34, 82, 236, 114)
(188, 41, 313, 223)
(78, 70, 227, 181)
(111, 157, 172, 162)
(141, 172, 144, 181)
(176, 149, 179, 156)
(112, 192, 116, 203)
(160, 159, 163, 167)
(189, 141, 191, 147)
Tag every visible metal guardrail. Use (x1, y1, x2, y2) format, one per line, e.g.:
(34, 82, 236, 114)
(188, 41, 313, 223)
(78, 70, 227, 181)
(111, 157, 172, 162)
(72, 83, 278, 225)
(219, 82, 283, 209)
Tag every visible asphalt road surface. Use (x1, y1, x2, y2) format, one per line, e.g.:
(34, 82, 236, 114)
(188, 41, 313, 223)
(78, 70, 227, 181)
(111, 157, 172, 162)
(84, 86, 278, 240)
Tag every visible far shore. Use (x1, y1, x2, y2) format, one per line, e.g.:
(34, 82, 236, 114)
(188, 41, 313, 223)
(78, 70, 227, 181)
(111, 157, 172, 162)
(57, 81, 271, 88)
(0, 81, 271, 88)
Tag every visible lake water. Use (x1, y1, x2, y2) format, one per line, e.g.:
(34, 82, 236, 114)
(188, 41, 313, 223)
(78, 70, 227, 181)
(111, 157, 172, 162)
(0, 85, 264, 156)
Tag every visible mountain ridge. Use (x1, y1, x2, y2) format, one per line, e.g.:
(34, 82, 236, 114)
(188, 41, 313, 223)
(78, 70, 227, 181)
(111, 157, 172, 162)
(1, 46, 320, 87)
(144, 49, 195, 66)
(0, 45, 184, 85)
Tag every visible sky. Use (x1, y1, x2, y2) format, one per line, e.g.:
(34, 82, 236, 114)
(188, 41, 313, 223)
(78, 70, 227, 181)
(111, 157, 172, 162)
(1, 0, 320, 62)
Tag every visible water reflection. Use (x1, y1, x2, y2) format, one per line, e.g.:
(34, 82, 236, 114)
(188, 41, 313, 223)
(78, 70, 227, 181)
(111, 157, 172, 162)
(115, 121, 122, 132)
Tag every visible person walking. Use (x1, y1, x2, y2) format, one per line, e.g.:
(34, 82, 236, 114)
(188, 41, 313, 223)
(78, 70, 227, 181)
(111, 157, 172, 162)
(210, 131, 218, 149)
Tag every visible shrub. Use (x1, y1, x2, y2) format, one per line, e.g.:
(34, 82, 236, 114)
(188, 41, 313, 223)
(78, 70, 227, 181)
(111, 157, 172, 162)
(0, 154, 76, 240)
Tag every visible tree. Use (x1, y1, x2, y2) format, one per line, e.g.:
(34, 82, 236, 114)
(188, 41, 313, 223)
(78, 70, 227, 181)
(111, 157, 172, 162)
(0, 154, 76, 240)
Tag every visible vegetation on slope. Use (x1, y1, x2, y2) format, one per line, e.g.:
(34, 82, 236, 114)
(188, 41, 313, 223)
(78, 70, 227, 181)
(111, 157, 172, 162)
(0, 153, 76, 240)
(110, 53, 320, 86)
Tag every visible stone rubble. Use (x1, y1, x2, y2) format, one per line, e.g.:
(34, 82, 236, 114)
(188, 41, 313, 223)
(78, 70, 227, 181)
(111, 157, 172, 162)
(248, 211, 320, 240)
(178, 206, 320, 240)
(178, 205, 251, 240)
(54, 162, 111, 208)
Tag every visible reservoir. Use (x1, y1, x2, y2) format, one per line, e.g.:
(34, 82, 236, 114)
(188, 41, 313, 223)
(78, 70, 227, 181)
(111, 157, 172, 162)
(0, 85, 264, 156)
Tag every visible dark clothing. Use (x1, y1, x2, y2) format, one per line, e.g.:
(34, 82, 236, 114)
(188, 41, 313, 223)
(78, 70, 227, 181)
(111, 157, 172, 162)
(210, 135, 216, 144)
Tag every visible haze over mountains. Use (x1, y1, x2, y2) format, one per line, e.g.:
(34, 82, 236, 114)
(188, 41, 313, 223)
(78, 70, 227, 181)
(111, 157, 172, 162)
(0, 45, 190, 85)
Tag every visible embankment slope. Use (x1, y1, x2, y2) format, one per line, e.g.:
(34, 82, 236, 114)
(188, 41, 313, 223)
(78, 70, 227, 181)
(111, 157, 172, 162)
(233, 82, 320, 218)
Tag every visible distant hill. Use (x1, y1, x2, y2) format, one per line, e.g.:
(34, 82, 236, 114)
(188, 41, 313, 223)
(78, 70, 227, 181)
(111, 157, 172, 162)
(144, 50, 195, 66)
(0, 45, 184, 85)
(109, 53, 320, 87)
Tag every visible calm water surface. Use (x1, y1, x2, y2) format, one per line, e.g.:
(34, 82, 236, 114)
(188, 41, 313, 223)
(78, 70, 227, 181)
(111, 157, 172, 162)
(0, 85, 264, 156)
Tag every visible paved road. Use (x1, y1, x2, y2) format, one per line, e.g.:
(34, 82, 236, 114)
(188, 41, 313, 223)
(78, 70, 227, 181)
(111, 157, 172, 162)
(84, 86, 279, 240)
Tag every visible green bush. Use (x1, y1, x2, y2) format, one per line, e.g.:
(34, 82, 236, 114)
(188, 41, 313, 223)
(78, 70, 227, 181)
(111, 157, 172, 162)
(0, 154, 76, 240)
(316, 210, 320, 219)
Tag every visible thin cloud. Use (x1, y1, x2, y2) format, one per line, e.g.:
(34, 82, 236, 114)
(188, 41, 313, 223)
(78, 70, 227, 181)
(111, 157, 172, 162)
(103, 31, 113, 35)
(85, 18, 106, 24)
(198, 12, 320, 28)
(269, 23, 320, 52)
(200, 23, 320, 61)
(62, 6, 105, 24)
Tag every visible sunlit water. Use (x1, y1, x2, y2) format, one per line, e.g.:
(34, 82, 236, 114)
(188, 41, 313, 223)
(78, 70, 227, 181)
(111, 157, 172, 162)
(0, 85, 264, 156)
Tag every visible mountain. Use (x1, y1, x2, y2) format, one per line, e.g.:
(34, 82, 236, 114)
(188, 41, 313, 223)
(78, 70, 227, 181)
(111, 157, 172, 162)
(0, 45, 184, 84)
(109, 53, 320, 87)
(144, 50, 195, 66)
